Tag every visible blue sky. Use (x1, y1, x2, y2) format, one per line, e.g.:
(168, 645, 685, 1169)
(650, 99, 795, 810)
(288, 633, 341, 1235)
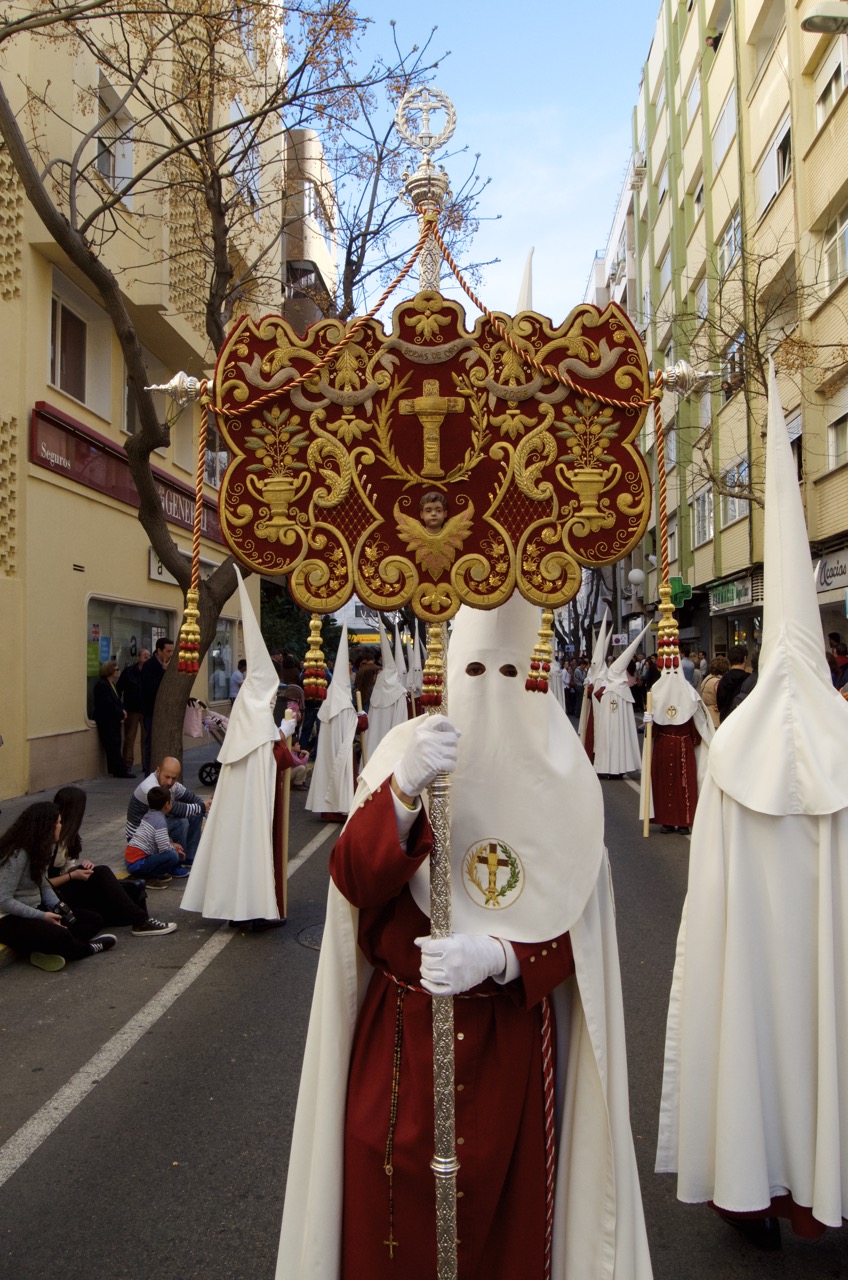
(356, 0, 660, 323)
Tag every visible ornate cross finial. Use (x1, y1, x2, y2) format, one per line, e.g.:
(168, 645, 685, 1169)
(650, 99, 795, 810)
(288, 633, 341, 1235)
(395, 86, 456, 156)
(396, 87, 456, 292)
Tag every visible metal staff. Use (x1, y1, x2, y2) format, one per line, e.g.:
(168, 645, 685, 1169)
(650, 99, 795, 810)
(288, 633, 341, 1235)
(641, 692, 654, 839)
(396, 86, 459, 1280)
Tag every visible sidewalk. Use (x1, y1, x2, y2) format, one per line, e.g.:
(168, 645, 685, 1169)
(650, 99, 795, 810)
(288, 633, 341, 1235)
(0, 739, 221, 968)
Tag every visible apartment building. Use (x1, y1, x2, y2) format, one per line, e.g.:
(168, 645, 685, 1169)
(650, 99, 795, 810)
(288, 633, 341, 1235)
(586, 0, 848, 657)
(0, 21, 337, 798)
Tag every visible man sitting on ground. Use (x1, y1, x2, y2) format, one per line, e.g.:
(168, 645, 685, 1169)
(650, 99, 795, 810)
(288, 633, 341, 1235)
(125, 787, 188, 881)
(126, 756, 210, 865)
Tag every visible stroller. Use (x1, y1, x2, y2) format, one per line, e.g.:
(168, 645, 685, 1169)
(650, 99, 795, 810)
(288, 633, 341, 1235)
(198, 709, 229, 786)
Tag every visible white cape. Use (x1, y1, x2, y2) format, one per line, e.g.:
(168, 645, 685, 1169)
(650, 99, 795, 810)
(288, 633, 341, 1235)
(181, 571, 281, 920)
(277, 860, 653, 1280)
(656, 776, 848, 1222)
(180, 748, 280, 920)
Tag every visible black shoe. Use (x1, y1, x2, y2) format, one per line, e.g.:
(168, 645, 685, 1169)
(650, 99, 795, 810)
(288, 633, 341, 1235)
(89, 934, 117, 955)
(718, 1211, 781, 1251)
(677, 826, 691, 835)
(661, 825, 676, 833)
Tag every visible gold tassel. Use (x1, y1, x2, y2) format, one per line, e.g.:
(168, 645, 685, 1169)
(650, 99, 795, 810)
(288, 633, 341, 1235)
(526, 607, 554, 693)
(177, 588, 201, 673)
(303, 614, 327, 700)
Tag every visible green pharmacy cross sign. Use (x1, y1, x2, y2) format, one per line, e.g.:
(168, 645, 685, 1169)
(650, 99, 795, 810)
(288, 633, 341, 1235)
(670, 576, 693, 608)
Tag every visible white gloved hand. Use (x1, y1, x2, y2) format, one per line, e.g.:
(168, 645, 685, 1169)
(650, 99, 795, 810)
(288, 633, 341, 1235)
(279, 718, 297, 740)
(415, 933, 505, 996)
(393, 717, 459, 798)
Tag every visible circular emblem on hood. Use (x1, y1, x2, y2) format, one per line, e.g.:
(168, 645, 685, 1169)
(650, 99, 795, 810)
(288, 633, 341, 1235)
(462, 839, 524, 910)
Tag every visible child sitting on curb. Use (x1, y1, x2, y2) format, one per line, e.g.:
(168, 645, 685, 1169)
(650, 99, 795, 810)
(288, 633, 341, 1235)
(124, 787, 189, 881)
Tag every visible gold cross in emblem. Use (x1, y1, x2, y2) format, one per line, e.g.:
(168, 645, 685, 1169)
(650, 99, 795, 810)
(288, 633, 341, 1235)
(476, 842, 510, 907)
(399, 378, 463, 479)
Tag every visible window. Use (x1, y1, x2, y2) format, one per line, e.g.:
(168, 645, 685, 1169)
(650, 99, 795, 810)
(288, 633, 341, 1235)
(698, 387, 713, 433)
(722, 333, 745, 401)
(231, 97, 261, 208)
(686, 74, 701, 130)
(665, 425, 677, 470)
(86, 599, 174, 720)
(208, 619, 236, 703)
(668, 511, 678, 563)
(756, 117, 791, 217)
(717, 209, 742, 276)
(815, 36, 848, 127)
(787, 412, 803, 481)
(658, 248, 672, 296)
(641, 284, 651, 328)
(712, 86, 737, 170)
(96, 85, 133, 194)
(721, 458, 750, 525)
(693, 180, 704, 222)
(695, 274, 709, 321)
(825, 206, 848, 292)
(204, 421, 229, 489)
(655, 78, 666, 117)
(655, 162, 671, 207)
(50, 297, 86, 402)
(829, 412, 848, 468)
(691, 487, 714, 547)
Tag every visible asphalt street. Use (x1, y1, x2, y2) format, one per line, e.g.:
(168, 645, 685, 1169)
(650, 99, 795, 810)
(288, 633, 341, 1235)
(1, 763, 847, 1279)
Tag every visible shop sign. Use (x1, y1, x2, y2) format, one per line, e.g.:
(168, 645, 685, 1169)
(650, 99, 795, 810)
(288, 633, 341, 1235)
(149, 548, 219, 586)
(815, 550, 848, 594)
(31, 403, 224, 545)
(709, 576, 753, 613)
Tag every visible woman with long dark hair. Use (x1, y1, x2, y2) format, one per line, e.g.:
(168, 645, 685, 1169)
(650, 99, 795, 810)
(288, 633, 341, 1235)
(49, 787, 176, 937)
(0, 803, 115, 971)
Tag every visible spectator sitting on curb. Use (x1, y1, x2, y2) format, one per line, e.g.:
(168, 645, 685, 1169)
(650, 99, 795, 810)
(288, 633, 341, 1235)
(0, 803, 116, 971)
(125, 787, 189, 881)
(50, 786, 176, 935)
(126, 756, 211, 864)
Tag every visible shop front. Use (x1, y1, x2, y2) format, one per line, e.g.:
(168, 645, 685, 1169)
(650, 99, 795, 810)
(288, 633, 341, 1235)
(814, 547, 848, 647)
(707, 571, 763, 658)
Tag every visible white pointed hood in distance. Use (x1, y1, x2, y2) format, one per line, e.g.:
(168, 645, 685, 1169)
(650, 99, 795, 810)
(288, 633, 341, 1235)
(604, 620, 653, 691)
(217, 571, 279, 765)
(319, 622, 354, 722)
(516, 247, 534, 312)
(410, 627, 424, 695)
(393, 626, 408, 689)
(709, 363, 848, 815)
(369, 617, 406, 709)
(588, 608, 611, 685)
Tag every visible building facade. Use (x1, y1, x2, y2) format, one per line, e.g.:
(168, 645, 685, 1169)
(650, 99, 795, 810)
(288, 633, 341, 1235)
(0, 22, 337, 799)
(586, 0, 848, 657)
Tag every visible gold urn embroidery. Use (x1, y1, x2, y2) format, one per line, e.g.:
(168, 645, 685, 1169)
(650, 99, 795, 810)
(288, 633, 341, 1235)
(462, 840, 523, 909)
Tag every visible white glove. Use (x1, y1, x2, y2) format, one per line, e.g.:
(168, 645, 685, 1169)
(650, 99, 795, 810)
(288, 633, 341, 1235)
(415, 933, 505, 996)
(393, 717, 459, 798)
(279, 718, 297, 740)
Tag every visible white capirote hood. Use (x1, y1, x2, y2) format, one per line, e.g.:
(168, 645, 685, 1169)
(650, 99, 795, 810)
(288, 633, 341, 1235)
(217, 572, 279, 765)
(709, 364, 848, 815)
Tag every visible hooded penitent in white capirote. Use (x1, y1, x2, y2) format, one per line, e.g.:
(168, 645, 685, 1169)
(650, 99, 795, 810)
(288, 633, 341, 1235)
(393, 625, 408, 690)
(277, 590, 653, 1279)
(638, 664, 714, 823)
(656, 365, 848, 1229)
(366, 617, 408, 760)
(578, 606, 611, 744)
(305, 622, 358, 815)
(593, 621, 652, 776)
(181, 571, 281, 920)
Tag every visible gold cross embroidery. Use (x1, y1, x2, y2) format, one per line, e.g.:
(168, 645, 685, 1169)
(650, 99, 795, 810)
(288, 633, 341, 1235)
(476, 842, 510, 907)
(399, 378, 463, 479)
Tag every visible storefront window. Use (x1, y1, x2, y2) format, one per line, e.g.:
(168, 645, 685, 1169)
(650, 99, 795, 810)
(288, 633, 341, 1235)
(208, 620, 236, 703)
(86, 598, 175, 719)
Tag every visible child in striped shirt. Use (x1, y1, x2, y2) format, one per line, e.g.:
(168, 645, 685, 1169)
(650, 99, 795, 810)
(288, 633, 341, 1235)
(124, 787, 188, 880)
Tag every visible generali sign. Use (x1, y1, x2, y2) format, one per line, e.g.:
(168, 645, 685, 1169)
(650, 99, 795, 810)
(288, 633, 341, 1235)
(815, 550, 848, 594)
(30, 402, 224, 545)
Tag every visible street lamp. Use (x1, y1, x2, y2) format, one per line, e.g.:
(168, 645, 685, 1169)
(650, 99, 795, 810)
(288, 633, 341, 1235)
(801, 2, 848, 33)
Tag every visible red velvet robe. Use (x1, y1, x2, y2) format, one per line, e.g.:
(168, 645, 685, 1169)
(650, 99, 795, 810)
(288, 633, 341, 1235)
(330, 784, 574, 1280)
(650, 721, 700, 826)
